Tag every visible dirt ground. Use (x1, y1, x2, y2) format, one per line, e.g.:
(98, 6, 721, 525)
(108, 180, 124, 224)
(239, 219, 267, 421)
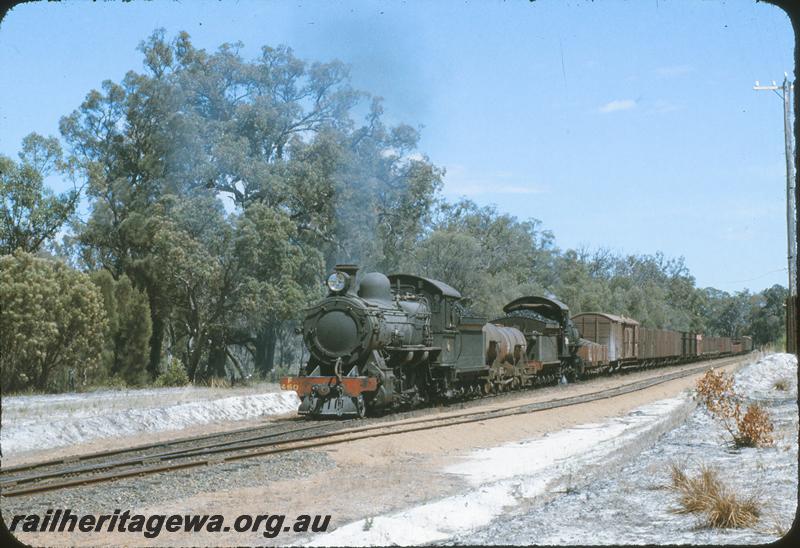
(5, 356, 752, 547)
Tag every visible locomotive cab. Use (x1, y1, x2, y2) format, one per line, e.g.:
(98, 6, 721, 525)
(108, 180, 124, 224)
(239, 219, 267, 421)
(387, 274, 487, 393)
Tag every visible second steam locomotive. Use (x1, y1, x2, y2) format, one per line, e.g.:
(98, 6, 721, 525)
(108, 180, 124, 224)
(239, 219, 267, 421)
(280, 265, 751, 417)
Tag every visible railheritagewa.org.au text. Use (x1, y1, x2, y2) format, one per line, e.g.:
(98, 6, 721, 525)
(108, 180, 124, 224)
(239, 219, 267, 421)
(8, 509, 331, 539)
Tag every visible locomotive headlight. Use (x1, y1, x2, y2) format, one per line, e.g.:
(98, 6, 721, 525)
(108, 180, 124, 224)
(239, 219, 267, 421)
(326, 271, 349, 293)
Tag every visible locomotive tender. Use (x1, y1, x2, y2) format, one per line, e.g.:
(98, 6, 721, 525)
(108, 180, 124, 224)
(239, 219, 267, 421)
(280, 265, 752, 417)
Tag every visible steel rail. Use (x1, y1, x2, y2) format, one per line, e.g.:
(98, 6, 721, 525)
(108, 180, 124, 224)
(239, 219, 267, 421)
(0, 420, 354, 488)
(0, 354, 749, 498)
(0, 416, 309, 475)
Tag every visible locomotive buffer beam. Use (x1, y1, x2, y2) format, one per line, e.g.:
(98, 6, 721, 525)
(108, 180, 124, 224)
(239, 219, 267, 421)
(280, 375, 377, 417)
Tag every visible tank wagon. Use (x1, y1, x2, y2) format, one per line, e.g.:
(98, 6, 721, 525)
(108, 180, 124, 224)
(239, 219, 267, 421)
(280, 265, 752, 418)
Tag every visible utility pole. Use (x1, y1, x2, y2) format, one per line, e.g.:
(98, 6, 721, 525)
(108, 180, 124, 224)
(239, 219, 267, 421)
(754, 75, 796, 295)
(754, 74, 796, 352)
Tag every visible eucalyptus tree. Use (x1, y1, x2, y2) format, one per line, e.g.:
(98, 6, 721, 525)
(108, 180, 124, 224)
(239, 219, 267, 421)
(0, 134, 78, 256)
(408, 199, 555, 317)
(60, 29, 443, 377)
(748, 284, 788, 346)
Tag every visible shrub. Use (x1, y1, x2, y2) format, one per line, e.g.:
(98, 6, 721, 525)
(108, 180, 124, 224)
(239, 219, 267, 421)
(0, 251, 107, 391)
(670, 463, 760, 528)
(695, 369, 774, 448)
(155, 357, 190, 387)
(734, 404, 774, 448)
(267, 365, 293, 383)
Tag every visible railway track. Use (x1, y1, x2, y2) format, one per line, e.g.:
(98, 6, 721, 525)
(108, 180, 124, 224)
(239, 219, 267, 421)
(0, 354, 750, 498)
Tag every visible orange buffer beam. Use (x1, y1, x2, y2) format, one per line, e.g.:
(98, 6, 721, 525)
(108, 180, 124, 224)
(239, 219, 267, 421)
(280, 376, 379, 397)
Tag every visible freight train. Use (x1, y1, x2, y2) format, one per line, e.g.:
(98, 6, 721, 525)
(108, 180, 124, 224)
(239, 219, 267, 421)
(280, 265, 752, 417)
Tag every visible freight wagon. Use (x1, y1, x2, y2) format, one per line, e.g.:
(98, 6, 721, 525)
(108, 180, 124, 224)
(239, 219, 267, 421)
(572, 312, 749, 372)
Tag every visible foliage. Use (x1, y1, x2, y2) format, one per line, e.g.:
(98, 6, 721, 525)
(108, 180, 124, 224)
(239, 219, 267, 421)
(0, 133, 79, 255)
(406, 199, 554, 316)
(735, 404, 774, 448)
(154, 356, 190, 387)
(773, 378, 789, 391)
(669, 463, 760, 528)
(0, 251, 107, 391)
(747, 285, 788, 347)
(695, 369, 774, 448)
(90, 270, 152, 385)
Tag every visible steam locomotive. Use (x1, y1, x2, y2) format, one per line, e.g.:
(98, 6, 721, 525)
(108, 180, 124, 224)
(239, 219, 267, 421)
(280, 264, 590, 417)
(279, 265, 752, 418)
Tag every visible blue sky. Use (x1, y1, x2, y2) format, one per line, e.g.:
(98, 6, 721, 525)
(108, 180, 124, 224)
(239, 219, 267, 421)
(0, 0, 794, 293)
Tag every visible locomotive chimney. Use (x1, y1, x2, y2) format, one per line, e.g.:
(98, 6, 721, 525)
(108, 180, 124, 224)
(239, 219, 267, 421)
(334, 264, 359, 278)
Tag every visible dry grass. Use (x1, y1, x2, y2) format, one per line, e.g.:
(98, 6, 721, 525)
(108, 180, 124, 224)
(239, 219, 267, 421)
(764, 510, 792, 538)
(670, 463, 760, 529)
(205, 377, 231, 389)
(695, 370, 774, 448)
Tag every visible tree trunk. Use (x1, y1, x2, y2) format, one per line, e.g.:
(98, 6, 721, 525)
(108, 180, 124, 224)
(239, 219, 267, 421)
(148, 313, 164, 380)
(186, 340, 202, 381)
(254, 323, 277, 376)
(37, 361, 50, 391)
(207, 332, 228, 379)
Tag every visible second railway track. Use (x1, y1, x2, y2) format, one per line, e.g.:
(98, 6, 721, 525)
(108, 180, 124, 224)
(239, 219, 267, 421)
(0, 354, 751, 498)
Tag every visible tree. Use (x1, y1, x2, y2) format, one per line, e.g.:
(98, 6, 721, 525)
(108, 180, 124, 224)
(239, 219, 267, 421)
(0, 133, 79, 255)
(748, 284, 788, 346)
(0, 251, 107, 391)
(332, 98, 444, 272)
(91, 270, 152, 385)
(408, 199, 556, 317)
(61, 29, 444, 377)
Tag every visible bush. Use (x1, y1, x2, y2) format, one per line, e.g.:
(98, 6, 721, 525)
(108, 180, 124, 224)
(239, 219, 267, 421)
(695, 369, 774, 448)
(735, 404, 774, 448)
(0, 251, 107, 392)
(155, 357, 190, 387)
(91, 271, 151, 386)
(670, 463, 760, 528)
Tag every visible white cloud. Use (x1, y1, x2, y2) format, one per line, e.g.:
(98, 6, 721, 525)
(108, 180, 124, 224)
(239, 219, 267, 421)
(442, 166, 545, 196)
(445, 183, 544, 196)
(599, 99, 636, 113)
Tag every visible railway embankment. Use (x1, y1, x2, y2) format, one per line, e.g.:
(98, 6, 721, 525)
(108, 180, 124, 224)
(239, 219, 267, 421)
(1, 383, 299, 461)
